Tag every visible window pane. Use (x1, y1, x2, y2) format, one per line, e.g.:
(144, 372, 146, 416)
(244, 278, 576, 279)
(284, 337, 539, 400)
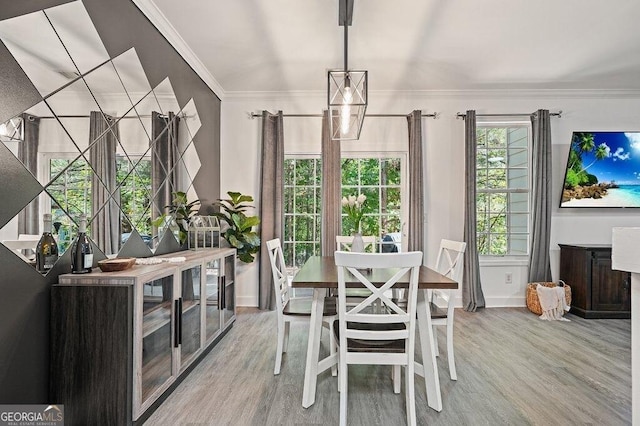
(360, 159, 379, 185)
(487, 169, 507, 189)
(294, 215, 313, 242)
(284, 215, 294, 242)
(489, 193, 507, 213)
(487, 128, 506, 147)
(314, 159, 322, 185)
(382, 158, 401, 185)
(295, 159, 315, 185)
(284, 160, 295, 185)
(294, 188, 314, 214)
(341, 158, 358, 186)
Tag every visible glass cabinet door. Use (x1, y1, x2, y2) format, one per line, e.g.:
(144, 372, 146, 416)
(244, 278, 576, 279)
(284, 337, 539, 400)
(180, 266, 202, 369)
(204, 260, 221, 342)
(141, 274, 174, 405)
(223, 254, 235, 326)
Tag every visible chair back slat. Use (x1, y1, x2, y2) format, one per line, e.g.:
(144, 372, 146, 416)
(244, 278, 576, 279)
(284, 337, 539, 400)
(266, 238, 290, 312)
(434, 239, 466, 283)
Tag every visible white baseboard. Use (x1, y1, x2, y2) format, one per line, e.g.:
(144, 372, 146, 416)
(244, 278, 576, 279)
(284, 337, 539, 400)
(237, 296, 258, 308)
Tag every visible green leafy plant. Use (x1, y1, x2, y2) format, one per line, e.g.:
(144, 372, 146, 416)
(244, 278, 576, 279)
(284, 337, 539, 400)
(213, 191, 261, 263)
(151, 191, 200, 246)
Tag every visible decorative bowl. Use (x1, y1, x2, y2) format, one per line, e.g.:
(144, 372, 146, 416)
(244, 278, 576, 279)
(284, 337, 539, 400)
(98, 257, 136, 272)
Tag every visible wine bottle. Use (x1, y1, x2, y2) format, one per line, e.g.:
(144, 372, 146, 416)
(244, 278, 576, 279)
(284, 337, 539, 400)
(71, 214, 93, 274)
(35, 213, 58, 274)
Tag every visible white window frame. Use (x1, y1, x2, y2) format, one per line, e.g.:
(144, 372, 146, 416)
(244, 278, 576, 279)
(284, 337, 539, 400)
(475, 121, 532, 260)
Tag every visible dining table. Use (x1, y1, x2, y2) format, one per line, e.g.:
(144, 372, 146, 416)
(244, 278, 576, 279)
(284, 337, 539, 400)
(292, 255, 458, 412)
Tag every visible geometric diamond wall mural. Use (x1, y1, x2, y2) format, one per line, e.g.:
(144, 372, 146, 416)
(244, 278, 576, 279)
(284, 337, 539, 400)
(0, 0, 202, 272)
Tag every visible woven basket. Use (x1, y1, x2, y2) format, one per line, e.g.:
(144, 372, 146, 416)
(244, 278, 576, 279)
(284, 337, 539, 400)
(526, 281, 571, 315)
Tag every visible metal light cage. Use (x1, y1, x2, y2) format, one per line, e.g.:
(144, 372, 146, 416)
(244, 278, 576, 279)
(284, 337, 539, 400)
(328, 70, 367, 141)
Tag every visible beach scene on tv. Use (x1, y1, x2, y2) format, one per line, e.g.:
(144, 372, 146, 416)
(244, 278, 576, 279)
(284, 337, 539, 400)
(561, 131, 640, 207)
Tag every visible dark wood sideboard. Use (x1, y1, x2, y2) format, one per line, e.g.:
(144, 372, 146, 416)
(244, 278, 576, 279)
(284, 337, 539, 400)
(558, 244, 631, 319)
(50, 248, 236, 425)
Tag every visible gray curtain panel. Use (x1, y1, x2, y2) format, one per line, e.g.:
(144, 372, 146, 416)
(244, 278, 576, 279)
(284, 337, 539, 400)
(89, 111, 121, 255)
(259, 110, 284, 310)
(407, 110, 424, 253)
(151, 111, 179, 219)
(17, 113, 40, 236)
(321, 110, 342, 256)
(462, 110, 486, 312)
(528, 109, 553, 282)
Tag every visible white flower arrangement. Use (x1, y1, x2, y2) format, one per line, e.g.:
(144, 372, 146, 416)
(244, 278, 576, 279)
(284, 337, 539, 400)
(342, 193, 367, 233)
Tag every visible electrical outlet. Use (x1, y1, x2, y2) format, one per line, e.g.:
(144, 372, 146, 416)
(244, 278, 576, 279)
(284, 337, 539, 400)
(505, 272, 513, 284)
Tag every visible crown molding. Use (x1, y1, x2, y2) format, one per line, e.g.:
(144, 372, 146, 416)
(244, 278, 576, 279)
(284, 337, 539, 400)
(131, 0, 226, 100)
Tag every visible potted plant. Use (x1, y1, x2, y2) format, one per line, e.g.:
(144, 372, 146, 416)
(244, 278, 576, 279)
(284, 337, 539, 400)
(213, 191, 261, 263)
(152, 191, 200, 247)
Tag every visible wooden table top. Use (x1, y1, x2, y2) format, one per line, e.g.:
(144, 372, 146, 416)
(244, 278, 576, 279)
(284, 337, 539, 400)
(292, 256, 458, 289)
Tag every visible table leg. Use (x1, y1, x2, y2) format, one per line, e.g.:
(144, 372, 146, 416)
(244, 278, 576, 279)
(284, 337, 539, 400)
(417, 288, 442, 412)
(302, 288, 325, 408)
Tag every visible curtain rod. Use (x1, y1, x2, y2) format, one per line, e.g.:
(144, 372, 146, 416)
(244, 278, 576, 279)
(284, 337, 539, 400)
(249, 112, 438, 119)
(455, 111, 562, 119)
(35, 113, 186, 120)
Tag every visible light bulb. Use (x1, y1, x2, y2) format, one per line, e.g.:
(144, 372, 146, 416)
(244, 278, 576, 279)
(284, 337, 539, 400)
(340, 86, 353, 135)
(0, 123, 7, 137)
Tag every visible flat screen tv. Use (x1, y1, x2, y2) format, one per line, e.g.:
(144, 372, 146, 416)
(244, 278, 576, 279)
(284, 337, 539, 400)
(560, 131, 640, 208)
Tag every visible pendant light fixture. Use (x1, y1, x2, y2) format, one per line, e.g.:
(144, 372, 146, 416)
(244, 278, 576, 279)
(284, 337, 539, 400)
(328, 0, 367, 141)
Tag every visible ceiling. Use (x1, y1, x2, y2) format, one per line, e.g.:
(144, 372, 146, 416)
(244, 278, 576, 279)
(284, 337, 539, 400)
(146, 0, 640, 95)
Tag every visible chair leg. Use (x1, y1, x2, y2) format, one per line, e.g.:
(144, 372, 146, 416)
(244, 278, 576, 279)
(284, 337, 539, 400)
(433, 326, 440, 357)
(339, 360, 348, 426)
(329, 321, 337, 377)
(393, 365, 401, 394)
(447, 319, 457, 380)
(274, 318, 285, 375)
(405, 360, 417, 426)
(283, 321, 290, 353)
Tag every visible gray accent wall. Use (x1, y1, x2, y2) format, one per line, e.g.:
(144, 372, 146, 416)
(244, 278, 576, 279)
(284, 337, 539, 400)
(0, 0, 221, 402)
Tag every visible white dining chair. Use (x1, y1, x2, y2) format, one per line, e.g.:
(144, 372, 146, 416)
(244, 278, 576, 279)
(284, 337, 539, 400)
(334, 251, 423, 426)
(430, 239, 466, 381)
(266, 238, 337, 375)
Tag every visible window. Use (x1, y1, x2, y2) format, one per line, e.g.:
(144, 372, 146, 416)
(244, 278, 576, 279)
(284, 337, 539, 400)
(43, 153, 153, 252)
(283, 158, 322, 268)
(476, 123, 530, 256)
(341, 158, 402, 252)
(46, 156, 93, 252)
(283, 155, 405, 269)
(116, 155, 152, 238)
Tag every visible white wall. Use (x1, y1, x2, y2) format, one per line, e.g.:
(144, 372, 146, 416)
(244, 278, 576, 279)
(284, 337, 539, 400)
(221, 90, 640, 308)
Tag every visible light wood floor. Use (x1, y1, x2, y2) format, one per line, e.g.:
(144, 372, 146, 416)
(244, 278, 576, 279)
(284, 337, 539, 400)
(145, 307, 631, 425)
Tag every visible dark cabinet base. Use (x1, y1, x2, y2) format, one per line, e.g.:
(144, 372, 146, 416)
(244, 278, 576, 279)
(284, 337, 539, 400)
(559, 244, 631, 319)
(569, 306, 630, 319)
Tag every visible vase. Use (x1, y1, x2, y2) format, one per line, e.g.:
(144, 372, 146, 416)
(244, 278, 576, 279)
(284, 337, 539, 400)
(351, 232, 365, 253)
